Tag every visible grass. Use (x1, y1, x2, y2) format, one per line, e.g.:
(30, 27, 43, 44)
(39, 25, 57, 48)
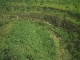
(0, 20, 12, 37)
(7, 2, 27, 6)
(33, 3, 79, 12)
(6, 2, 80, 26)
(0, 19, 58, 60)
(4, 1, 80, 26)
(0, 1, 80, 60)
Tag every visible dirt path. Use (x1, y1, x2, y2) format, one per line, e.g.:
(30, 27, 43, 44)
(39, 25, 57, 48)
(50, 32, 62, 60)
(46, 21, 71, 60)
(50, 31, 71, 60)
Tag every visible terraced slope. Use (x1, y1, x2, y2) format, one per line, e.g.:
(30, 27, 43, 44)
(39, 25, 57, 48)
(0, 0, 80, 60)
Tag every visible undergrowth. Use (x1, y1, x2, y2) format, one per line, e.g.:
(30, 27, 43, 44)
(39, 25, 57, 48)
(0, 19, 57, 60)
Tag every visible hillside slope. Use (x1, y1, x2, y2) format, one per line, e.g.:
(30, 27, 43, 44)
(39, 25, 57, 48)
(0, 0, 80, 60)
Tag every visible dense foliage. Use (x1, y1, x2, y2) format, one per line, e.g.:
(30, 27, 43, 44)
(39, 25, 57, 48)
(0, 20, 57, 60)
(0, 0, 80, 60)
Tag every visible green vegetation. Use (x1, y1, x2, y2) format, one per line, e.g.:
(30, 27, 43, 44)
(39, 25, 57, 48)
(0, 0, 80, 60)
(54, 28, 80, 60)
(0, 19, 57, 60)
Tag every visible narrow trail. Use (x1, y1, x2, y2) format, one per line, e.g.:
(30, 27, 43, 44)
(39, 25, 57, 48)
(46, 21, 71, 60)
(49, 31, 61, 60)
(50, 31, 70, 60)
